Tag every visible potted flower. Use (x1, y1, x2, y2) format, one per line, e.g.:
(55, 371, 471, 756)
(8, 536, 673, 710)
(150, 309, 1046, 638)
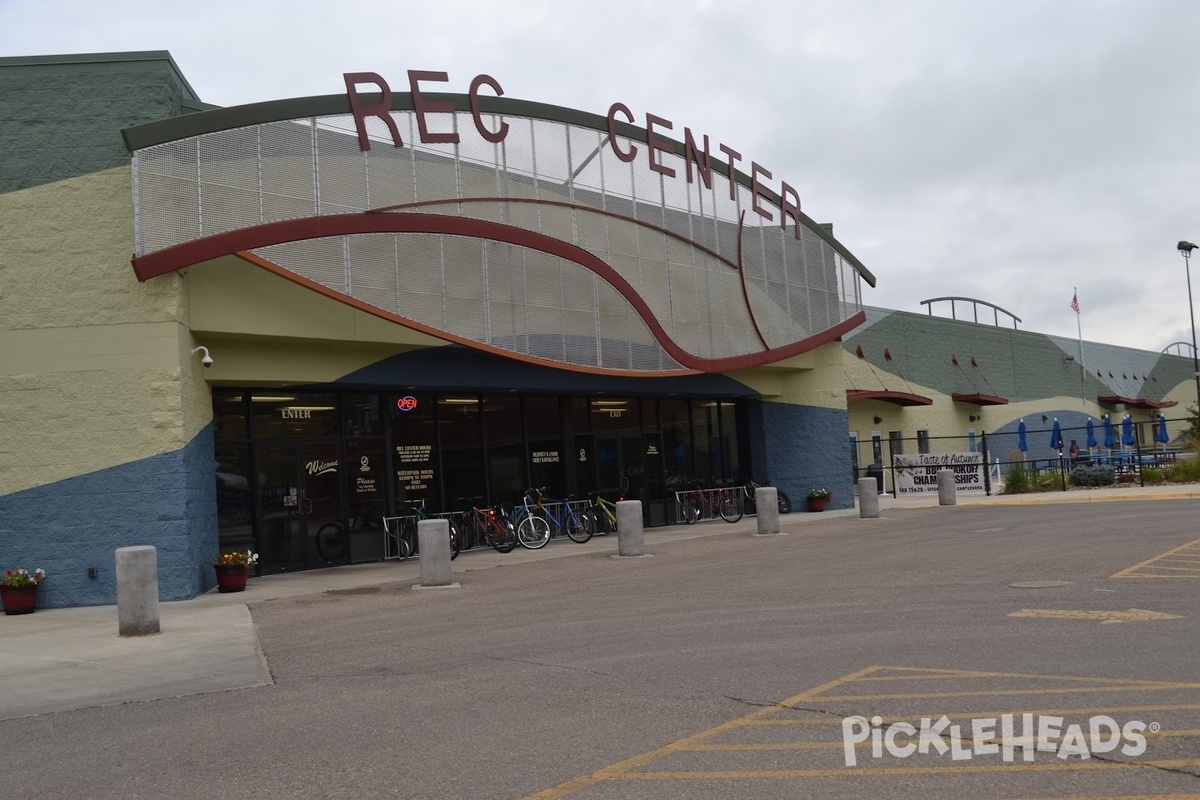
(806, 488, 833, 512)
(1, 568, 46, 615)
(207, 550, 259, 593)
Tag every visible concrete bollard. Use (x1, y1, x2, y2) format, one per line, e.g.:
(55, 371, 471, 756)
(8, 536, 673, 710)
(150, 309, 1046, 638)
(937, 469, 957, 506)
(115, 546, 160, 637)
(616, 500, 647, 556)
(755, 487, 780, 534)
(858, 478, 880, 518)
(415, 519, 458, 589)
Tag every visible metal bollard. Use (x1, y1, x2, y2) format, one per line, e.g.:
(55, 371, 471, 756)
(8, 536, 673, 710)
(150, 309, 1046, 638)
(937, 469, 957, 506)
(616, 500, 648, 556)
(858, 478, 880, 518)
(755, 487, 780, 534)
(115, 546, 160, 637)
(415, 519, 458, 589)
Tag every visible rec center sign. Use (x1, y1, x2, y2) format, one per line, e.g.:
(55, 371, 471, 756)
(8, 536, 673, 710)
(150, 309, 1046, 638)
(344, 70, 807, 238)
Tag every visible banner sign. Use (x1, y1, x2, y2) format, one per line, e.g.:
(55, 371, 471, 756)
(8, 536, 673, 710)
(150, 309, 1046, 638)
(894, 453, 984, 495)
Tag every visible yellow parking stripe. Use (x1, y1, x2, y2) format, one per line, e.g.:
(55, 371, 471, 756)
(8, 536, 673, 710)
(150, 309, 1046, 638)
(688, 729, 1200, 751)
(817, 684, 1200, 702)
(522, 665, 1200, 799)
(1112, 537, 1200, 578)
(522, 665, 883, 799)
(847, 667, 1195, 685)
(617, 759, 1200, 780)
(981, 795, 1200, 800)
(758, 702, 1200, 725)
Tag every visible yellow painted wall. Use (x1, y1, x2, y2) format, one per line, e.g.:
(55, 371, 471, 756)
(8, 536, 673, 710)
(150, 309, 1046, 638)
(729, 341, 847, 410)
(0, 167, 211, 494)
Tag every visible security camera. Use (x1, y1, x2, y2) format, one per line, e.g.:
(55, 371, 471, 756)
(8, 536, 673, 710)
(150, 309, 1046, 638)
(191, 345, 213, 368)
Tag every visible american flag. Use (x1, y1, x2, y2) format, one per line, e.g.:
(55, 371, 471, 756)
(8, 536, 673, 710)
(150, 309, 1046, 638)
(1070, 292, 1080, 314)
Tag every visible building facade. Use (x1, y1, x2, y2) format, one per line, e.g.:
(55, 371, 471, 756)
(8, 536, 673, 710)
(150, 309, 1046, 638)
(2, 52, 874, 607)
(3, 53, 1194, 609)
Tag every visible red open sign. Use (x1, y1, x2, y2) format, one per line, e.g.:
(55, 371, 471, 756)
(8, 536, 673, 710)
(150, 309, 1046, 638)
(396, 395, 418, 412)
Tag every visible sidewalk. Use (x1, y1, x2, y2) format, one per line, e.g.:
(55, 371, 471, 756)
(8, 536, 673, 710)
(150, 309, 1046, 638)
(1, 484, 1195, 720)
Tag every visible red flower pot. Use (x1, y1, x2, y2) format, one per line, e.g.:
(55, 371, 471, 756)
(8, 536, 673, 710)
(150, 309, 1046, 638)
(1, 585, 39, 615)
(806, 498, 826, 512)
(214, 565, 250, 593)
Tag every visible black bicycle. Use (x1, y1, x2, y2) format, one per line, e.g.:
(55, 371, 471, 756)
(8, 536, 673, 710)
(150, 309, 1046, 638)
(316, 504, 376, 561)
(383, 500, 461, 561)
(741, 479, 793, 515)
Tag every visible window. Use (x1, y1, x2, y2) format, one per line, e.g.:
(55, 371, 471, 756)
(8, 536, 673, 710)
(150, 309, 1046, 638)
(390, 392, 438, 510)
(917, 429, 930, 454)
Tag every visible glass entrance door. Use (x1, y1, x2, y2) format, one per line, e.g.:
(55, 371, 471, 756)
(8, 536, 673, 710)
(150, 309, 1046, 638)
(596, 434, 645, 498)
(254, 442, 344, 572)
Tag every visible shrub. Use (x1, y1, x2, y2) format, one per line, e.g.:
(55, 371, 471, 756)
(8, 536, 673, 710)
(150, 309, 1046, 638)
(1142, 467, 1166, 485)
(1035, 471, 1063, 491)
(1167, 458, 1200, 483)
(1002, 463, 1030, 494)
(1069, 464, 1116, 487)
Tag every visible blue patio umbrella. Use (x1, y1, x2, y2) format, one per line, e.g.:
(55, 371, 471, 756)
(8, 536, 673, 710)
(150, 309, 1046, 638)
(1121, 414, 1135, 447)
(1086, 418, 1098, 449)
(1018, 419, 1028, 453)
(1050, 418, 1063, 452)
(1156, 414, 1170, 445)
(1103, 415, 1115, 449)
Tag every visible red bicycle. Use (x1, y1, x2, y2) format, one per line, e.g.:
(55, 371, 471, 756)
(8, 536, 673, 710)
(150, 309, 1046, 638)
(680, 482, 743, 523)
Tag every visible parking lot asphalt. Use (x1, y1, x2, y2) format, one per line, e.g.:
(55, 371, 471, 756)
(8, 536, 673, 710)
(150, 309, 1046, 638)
(2, 483, 1197, 722)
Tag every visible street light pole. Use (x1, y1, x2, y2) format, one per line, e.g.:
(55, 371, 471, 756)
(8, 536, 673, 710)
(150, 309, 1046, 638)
(1177, 241, 1200, 419)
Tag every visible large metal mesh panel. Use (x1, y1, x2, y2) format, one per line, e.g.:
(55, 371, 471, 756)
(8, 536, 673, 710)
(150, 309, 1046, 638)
(131, 102, 864, 372)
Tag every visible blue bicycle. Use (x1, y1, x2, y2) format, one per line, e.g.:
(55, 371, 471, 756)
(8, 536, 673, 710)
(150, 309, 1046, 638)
(522, 487, 595, 544)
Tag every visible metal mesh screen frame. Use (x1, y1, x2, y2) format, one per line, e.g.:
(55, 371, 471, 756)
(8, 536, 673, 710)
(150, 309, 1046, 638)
(132, 106, 865, 373)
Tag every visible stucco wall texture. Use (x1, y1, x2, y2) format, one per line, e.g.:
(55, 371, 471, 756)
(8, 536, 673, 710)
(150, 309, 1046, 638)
(0, 170, 215, 606)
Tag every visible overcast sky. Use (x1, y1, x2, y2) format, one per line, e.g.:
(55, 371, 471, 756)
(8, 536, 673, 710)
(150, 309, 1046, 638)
(5, 0, 1200, 354)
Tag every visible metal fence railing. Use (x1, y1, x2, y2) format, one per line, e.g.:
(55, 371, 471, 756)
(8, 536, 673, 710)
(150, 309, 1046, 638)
(855, 416, 1197, 497)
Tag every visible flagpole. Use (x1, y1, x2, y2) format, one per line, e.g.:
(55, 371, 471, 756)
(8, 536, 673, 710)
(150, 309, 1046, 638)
(1074, 287, 1086, 407)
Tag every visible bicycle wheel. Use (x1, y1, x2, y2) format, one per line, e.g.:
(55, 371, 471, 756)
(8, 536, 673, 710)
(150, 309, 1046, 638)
(777, 490, 793, 515)
(742, 488, 757, 516)
(448, 521, 461, 560)
(491, 520, 517, 553)
(565, 511, 593, 543)
(719, 493, 744, 523)
(517, 515, 551, 549)
(316, 522, 346, 561)
(593, 506, 615, 535)
(681, 496, 700, 524)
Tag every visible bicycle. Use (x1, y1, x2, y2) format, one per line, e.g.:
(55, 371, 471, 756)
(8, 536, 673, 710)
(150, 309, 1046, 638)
(740, 479, 793, 515)
(588, 491, 620, 535)
(527, 487, 595, 543)
(316, 504, 375, 561)
(512, 489, 552, 549)
(461, 498, 518, 553)
(679, 482, 743, 524)
(383, 500, 461, 561)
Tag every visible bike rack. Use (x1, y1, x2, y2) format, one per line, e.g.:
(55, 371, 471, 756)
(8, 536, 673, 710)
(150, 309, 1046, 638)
(674, 487, 754, 522)
(381, 515, 416, 560)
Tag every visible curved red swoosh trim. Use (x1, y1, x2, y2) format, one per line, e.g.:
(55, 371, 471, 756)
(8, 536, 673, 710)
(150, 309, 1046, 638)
(131, 213, 864, 372)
